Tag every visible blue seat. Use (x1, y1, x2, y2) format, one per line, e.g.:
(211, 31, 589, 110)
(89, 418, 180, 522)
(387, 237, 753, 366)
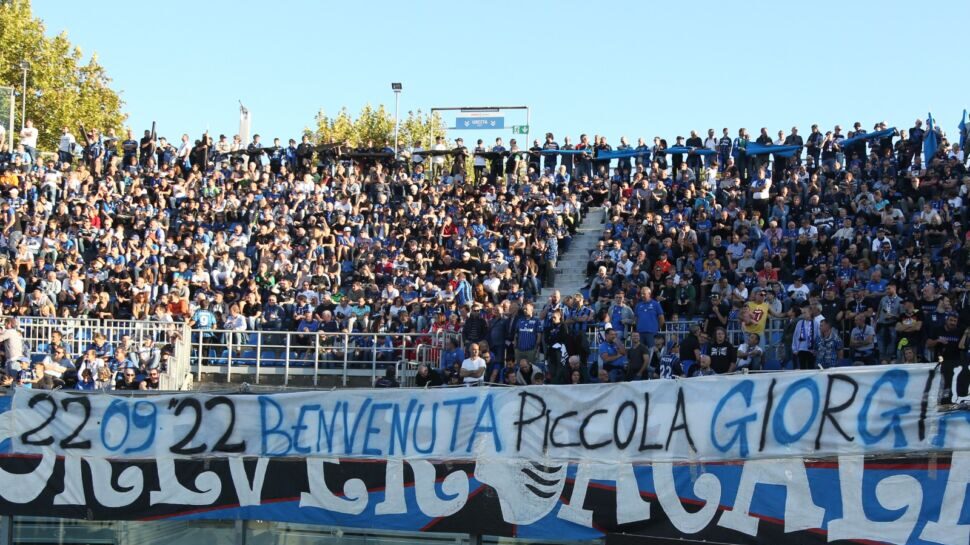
(30, 353, 46, 364)
(763, 359, 782, 371)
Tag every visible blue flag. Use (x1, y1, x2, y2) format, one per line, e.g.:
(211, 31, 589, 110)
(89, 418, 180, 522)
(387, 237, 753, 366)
(659, 146, 716, 156)
(744, 142, 802, 158)
(924, 113, 939, 166)
(838, 128, 897, 148)
(959, 109, 967, 149)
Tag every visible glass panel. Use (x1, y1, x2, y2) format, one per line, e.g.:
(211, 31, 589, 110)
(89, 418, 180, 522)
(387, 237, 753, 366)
(246, 522, 469, 545)
(13, 517, 237, 545)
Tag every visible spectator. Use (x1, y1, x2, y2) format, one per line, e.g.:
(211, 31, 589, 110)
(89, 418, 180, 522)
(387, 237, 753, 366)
(414, 363, 443, 388)
(459, 342, 486, 386)
(139, 367, 161, 390)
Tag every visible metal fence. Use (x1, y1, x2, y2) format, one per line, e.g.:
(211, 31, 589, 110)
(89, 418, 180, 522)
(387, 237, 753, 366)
(191, 328, 463, 387)
(12, 316, 192, 391)
(7, 315, 790, 389)
(585, 319, 787, 366)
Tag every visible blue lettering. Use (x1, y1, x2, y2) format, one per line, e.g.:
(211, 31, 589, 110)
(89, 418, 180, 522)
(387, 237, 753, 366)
(292, 404, 318, 454)
(931, 410, 970, 448)
(711, 380, 757, 458)
(412, 402, 439, 454)
(259, 396, 292, 455)
(316, 401, 342, 454)
(443, 396, 476, 453)
(100, 399, 130, 452)
(363, 403, 392, 456)
(389, 399, 418, 456)
(467, 394, 502, 453)
(772, 378, 820, 445)
(858, 369, 911, 448)
(342, 399, 372, 455)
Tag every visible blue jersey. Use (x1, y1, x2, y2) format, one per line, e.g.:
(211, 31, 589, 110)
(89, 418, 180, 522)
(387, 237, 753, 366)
(635, 300, 663, 333)
(515, 318, 542, 351)
(598, 341, 628, 370)
(192, 309, 217, 329)
(657, 353, 682, 379)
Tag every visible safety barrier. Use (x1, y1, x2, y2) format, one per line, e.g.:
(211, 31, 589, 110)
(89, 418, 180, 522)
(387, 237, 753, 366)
(585, 319, 787, 366)
(8, 315, 794, 389)
(11, 316, 192, 391)
(191, 328, 463, 387)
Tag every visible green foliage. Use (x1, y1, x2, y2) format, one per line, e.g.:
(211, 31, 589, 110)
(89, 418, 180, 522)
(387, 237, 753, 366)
(0, 0, 126, 149)
(312, 105, 445, 149)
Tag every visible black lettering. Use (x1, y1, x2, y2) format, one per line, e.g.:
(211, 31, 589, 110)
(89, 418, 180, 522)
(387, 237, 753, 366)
(814, 374, 858, 450)
(21, 394, 56, 446)
(515, 392, 548, 451)
(613, 401, 637, 449)
(549, 411, 580, 448)
(59, 396, 92, 450)
(170, 397, 206, 455)
(579, 409, 611, 449)
(665, 388, 696, 452)
(919, 367, 937, 441)
(759, 378, 777, 452)
(206, 396, 245, 453)
(639, 392, 662, 451)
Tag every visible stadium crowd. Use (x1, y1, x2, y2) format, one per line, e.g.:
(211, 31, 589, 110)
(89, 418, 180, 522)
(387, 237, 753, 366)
(0, 117, 968, 403)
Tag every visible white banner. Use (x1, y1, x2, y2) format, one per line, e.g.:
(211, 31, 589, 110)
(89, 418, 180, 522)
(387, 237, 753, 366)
(5, 365, 965, 462)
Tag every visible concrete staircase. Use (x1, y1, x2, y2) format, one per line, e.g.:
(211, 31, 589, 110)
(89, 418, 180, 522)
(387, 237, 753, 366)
(541, 207, 605, 299)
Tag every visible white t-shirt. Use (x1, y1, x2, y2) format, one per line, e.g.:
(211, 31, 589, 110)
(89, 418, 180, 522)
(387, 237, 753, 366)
(461, 356, 486, 385)
(59, 133, 77, 154)
(20, 127, 38, 147)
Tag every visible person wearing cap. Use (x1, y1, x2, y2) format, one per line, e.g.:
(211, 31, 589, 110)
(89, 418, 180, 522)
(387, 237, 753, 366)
(15, 356, 36, 388)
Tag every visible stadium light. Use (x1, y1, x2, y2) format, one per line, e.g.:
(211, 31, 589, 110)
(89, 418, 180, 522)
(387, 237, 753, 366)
(18, 61, 29, 130)
(392, 83, 402, 157)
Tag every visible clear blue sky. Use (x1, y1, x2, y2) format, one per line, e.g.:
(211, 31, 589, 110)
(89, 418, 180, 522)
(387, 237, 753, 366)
(34, 0, 970, 146)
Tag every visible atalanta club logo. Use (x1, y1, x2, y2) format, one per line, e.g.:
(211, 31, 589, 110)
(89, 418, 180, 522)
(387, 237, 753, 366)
(474, 458, 567, 525)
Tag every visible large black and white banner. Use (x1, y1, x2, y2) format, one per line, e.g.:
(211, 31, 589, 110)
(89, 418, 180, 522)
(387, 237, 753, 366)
(3, 365, 964, 462)
(0, 365, 967, 545)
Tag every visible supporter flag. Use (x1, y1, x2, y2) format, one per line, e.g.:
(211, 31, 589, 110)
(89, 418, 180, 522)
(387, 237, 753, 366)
(838, 127, 897, 148)
(924, 112, 938, 165)
(744, 142, 802, 158)
(659, 146, 716, 156)
(959, 109, 967, 149)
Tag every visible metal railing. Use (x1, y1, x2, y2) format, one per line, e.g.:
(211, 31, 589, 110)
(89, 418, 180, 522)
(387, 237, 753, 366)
(192, 328, 463, 387)
(11, 316, 192, 391)
(7, 314, 792, 389)
(585, 319, 787, 366)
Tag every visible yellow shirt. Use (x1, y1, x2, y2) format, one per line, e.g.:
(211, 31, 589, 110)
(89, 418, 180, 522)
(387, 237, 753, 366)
(743, 302, 770, 334)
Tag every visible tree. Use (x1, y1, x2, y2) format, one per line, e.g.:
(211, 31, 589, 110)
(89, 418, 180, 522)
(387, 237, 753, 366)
(0, 0, 126, 150)
(310, 105, 444, 149)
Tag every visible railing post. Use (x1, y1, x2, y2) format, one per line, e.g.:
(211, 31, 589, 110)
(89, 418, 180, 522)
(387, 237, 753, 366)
(284, 333, 291, 386)
(255, 331, 262, 385)
(371, 334, 378, 385)
(227, 329, 233, 383)
(342, 333, 349, 387)
(313, 333, 320, 387)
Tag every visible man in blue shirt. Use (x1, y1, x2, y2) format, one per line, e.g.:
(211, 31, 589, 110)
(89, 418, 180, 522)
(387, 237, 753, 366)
(514, 302, 543, 365)
(634, 287, 665, 347)
(598, 326, 628, 382)
(439, 337, 465, 372)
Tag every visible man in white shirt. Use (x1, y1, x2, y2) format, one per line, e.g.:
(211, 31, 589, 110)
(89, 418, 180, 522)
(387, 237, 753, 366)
(704, 129, 718, 168)
(431, 136, 447, 179)
(58, 127, 77, 165)
(460, 342, 486, 385)
(20, 119, 38, 162)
